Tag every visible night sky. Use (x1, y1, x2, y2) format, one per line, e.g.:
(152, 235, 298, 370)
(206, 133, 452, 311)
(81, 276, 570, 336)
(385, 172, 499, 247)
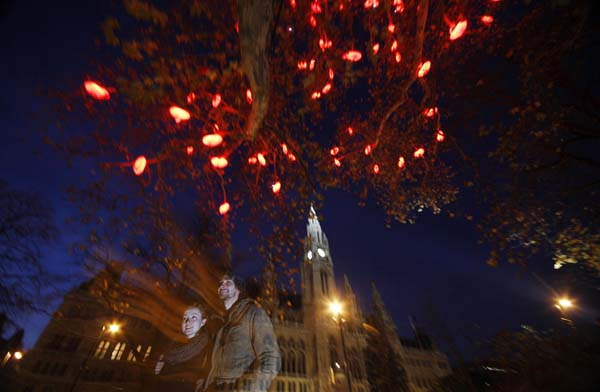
(1, 0, 596, 360)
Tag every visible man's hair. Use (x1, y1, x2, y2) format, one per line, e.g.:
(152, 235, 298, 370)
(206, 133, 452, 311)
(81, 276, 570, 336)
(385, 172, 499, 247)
(221, 273, 246, 296)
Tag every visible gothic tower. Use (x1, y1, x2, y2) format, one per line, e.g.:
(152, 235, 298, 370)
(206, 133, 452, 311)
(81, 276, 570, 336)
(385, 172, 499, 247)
(300, 206, 369, 392)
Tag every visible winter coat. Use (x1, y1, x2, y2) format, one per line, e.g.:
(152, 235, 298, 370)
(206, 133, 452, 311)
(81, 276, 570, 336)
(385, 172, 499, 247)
(205, 298, 280, 391)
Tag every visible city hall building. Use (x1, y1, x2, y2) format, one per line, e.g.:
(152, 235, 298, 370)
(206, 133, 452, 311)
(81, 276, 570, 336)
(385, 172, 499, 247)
(12, 207, 450, 391)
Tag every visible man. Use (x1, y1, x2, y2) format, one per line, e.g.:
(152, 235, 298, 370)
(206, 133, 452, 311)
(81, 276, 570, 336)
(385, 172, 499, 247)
(205, 274, 280, 391)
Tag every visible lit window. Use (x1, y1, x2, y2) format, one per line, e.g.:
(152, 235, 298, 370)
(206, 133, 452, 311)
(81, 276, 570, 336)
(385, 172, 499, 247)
(317, 248, 326, 257)
(143, 346, 152, 362)
(94, 340, 110, 359)
(111, 342, 126, 360)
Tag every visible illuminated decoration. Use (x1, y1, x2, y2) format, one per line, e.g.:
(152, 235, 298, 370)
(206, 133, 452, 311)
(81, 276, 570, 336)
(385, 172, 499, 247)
(388, 24, 396, 33)
(219, 201, 230, 215)
(257, 153, 267, 166)
(309, 15, 317, 27)
(311, 91, 321, 99)
(342, 50, 362, 62)
(288, 153, 297, 161)
(248, 156, 258, 164)
(364, 0, 379, 8)
(202, 134, 223, 147)
(317, 248, 326, 257)
(212, 94, 222, 108)
(414, 147, 425, 158)
(330, 146, 339, 156)
(328, 68, 334, 79)
(246, 89, 253, 104)
(373, 164, 380, 174)
(417, 61, 431, 77)
(481, 15, 494, 25)
(309, 59, 316, 70)
(319, 38, 332, 51)
(272, 181, 281, 193)
(210, 156, 228, 169)
(322, 83, 332, 94)
(347, 127, 354, 135)
(133, 156, 147, 176)
(297, 60, 308, 70)
(169, 106, 191, 123)
(290, 0, 296, 9)
(423, 107, 438, 117)
(436, 129, 445, 142)
(186, 146, 194, 155)
(449, 20, 468, 40)
(364, 144, 372, 155)
(372, 43, 380, 54)
(397, 156, 405, 168)
(334, 158, 341, 167)
(281, 144, 288, 154)
(393, 0, 405, 13)
(395, 52, 402, 63)
(84, 80, 110, 100)
(391, 40, 398, 52)
(186, 92, 196, 104)
(310, 1, 322, 13)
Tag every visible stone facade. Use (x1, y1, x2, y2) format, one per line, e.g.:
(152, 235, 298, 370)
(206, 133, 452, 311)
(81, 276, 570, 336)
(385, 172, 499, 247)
(11, 207, 451, 392)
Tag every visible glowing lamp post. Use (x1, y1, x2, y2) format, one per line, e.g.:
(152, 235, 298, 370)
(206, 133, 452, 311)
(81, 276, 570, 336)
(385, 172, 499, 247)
(554, 296, 575, 327)
(69, 322, 121, 392)
(328, 300, 352, 392)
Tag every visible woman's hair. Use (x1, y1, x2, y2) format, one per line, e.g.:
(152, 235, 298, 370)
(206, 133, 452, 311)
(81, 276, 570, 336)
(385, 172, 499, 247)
(185, 302, 207, 319)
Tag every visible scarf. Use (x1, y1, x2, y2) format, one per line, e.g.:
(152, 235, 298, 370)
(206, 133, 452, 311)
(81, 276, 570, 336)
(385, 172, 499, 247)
(163, 329, 209, 365)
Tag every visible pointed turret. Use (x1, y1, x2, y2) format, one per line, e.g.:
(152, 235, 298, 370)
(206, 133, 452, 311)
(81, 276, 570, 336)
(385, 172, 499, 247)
(343, 274, 362, 320)
(306, 204, 329, 250)
(261, 257, 277, 315)
(371, 283, 400, 339)
(371, 282, 406, 361)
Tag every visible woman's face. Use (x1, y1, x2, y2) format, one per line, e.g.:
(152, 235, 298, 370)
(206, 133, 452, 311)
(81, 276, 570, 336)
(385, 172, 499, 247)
(181, 307, 206, 339)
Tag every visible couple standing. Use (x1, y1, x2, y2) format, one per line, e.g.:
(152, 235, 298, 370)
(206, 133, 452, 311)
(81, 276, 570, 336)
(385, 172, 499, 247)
(155, 274, 281, 392)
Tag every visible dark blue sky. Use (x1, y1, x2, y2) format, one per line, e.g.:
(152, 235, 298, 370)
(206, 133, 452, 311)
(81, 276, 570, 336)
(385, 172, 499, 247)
(1, 0, 595, 359)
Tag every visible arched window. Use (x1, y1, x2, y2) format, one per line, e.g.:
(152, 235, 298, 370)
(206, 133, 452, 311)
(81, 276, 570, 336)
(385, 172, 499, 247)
(298, 349, 306, 375)
(320, 271, 329, 295)
(328, 336, 338, 370)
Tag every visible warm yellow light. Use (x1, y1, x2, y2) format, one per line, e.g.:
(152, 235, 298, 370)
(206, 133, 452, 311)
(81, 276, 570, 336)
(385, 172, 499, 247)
(13, 351, 23, 360)
(329, 301, 343, 317)
(557, 298, 573, 309)
(107, 323, 121, 334)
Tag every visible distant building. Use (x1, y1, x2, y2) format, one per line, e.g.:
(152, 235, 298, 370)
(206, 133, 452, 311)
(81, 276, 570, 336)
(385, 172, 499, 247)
(262, 206, 451, 392)
(11, 207, 451, 391)
(11, 270, 166, 392)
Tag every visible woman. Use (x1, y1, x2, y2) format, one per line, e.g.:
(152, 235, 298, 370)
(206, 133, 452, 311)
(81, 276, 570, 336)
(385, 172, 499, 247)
(155, 303, 213, 392)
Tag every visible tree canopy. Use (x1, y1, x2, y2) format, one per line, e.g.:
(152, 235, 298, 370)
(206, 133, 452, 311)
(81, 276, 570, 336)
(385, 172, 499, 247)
(49, 0, 600, 279)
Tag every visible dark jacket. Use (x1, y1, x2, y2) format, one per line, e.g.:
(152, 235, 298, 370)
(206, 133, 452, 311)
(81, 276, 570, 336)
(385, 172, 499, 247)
(155, 328, 213, 392)
(205, 298, 280, 391)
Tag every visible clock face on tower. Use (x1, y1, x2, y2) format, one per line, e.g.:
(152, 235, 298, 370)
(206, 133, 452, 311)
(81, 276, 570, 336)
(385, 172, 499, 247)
(317, 248, 326, 257)
(307, 250, 313, 260)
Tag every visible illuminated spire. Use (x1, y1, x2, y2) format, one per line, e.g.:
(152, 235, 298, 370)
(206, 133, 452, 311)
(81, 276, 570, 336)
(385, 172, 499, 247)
(306, 204, 328, 247)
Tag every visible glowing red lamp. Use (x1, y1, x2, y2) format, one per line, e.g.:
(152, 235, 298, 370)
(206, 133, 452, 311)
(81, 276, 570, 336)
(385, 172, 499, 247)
(342, 50, 362, 62)
(133, 156, 147, 176)
(84, 81, 110, 100)
(450, 20, 468, 40)
(169, 106, 191, 123)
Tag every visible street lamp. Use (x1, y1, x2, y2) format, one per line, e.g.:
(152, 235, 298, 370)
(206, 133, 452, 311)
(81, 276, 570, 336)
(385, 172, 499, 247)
(554, 296, 575, 327)
(69, 321, 121, 392)
(328, 300, 353, 392)
(555, 297, 573, 311)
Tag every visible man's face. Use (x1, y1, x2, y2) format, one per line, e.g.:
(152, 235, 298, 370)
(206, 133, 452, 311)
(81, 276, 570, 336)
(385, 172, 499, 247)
(181, 307, 206, 339)
(218, 278, 240, 301)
